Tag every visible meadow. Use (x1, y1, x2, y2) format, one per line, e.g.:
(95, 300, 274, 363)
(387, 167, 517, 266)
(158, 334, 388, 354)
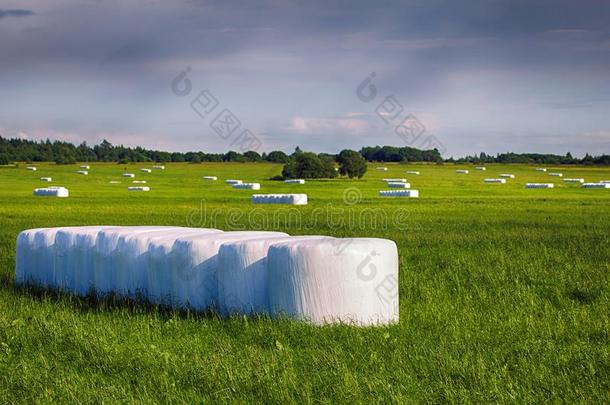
(0, 161, 609, 403)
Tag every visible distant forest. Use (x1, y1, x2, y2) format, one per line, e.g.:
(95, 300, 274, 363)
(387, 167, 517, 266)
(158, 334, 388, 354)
(1, 136, 609, 165)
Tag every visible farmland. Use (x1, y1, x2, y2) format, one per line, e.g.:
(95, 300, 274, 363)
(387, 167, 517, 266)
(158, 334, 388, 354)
(0, 162, 609, 402)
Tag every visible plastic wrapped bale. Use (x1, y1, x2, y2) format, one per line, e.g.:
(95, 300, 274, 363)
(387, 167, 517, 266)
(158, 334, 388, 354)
(387, 182, 410, 188)
(132, 180, 147, 184)
(76, 170, 88, 175)
(40, 177, 52, 182)
(80, 165, 90, 169)
(203, 176, 217, 181)
(563, 178, 584, 183)
(383, 178, 407, 183)
(34, 187, 69, 197)
(109, 181, 121, 184)
(549, 172, 563, 177)
(405, 170, 420, 175)
(475, 166, 486, 170)
(581, 183, 610, 189)
(128, 186, 150, 191)
(267, 238, 399, 325)
(170, 231, 288, 311)
(146, 229, 225, 305)
(26, 166, 37, 171)
(376, 167, 388, 171)
(525, 183, 554, 189)
(15, 228, 62, 288)
(122, 173, 135, 178)
(455, 170, 469, 174)
(379, 190, 419, 198)
(93, 227, 183, 296)
(284, 179, 305, 184)
(140, 168, 152, 173)
(535, 168, 547, 172)
(225, 179, 242, 185)
(232, 183, 260, 190)
(152, 165, 165, 170)
(484, 178, 506, 184)
(251, 194, 308, 205)
(500, 174, 515, 179)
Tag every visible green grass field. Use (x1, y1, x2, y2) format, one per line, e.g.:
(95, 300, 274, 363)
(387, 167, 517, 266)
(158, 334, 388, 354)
(0, 162, 609, 403)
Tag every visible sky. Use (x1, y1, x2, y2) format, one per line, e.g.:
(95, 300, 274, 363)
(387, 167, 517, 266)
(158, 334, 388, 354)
(1, 0, 609, 157)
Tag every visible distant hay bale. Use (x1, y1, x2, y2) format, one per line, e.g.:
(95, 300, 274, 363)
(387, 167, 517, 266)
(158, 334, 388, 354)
(475, 166, 486, 170)
(284, 179, 305, 184)
(33, 187, 69, 197)
(76, 170, 88, 175)
(376, 167, 388, 171)
(525, 183, 554, 189)
(152, 165, 165, 170)
(563, 178, 584, 183)
(405, 170, 420, 175)
(581, 183, 610, 189)
(455, 170, 469, 174)
(548, 172, 563, 177)
(80, 165, 90, 169)
(484, 178, 506, 183)
(387, 182, 410, 188)
(383, 178, 407, 182)
(233, 183, 261, 190)
(40, 177, 52, 182)
(500, 174, 515, 178)
(140, 168, 152, 173)
(535, 168, 547, 172)
(379, 190, 419, 198)
(251, 194, 308, 205)
(203, 176, 218, 180)
(26, 166, 37, 171)
(122, 173, 135, 178)
(109, 181, 121, 184)
(225, 179, 242, 185)
(128, 186, 150, 191)
(133, 180, 147, 184)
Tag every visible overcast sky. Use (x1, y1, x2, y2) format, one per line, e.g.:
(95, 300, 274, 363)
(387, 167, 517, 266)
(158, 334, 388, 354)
(1, 0, 609, 157)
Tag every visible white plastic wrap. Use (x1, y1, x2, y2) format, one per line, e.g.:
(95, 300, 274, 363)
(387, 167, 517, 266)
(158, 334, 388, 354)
(122, 173, 135, 178)
(233, 183, 260, 190)
(140, 168, 152, 173)
(549, 172, 563, 177)
(484, 178, 506, 183)
(387, 182, 410, 188)
(251, 194, 308, 205)
(405, 170, 420, 175)
(26, 166, 37, 171)
(225, 179, 242, 185)
(80, 165, 90, 169)
(170, 231, 288, 310)
(525, 183, 554, 188)
(152, 165, 165, 170)
(76, 170, 88, 175)
(128, 186, 150, 191)
(535, 168, 547, 172)
(376, 167, 388, 171)
(455, 170, 469, 174)
(475, 166, 486, 170)
(34, 187, 69, 197)
(383, 178, 407, 182)
(563, 178, 584, 183)
(379, 190, 419, 198)
(267, 238, 399, 325)
(284, 179, 305, 184)
(500, 174, 515, 178)
(40, 177, 52, 182)
(581, 183, 610, 189)
(132, 181, 147, 184)
(203, 176, 217, 180)
(15, 228, 44, 285)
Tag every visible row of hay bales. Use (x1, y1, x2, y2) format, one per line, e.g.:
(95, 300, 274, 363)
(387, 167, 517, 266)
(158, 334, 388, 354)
(16, 226, 398, 325)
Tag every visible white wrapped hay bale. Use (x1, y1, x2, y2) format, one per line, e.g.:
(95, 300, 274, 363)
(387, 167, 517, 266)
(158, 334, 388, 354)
(140, 168, 152, 173)
(484, 178, 506, 184)
(16, 228, 53, 286)
(251, 194, 308, 205)
(152, 165, 165, 170)
(376, 167, 388, 171)
(170, 231, 288, 310)
(379, 190, 419, 198)
(549, 172, 563, 177)
(383, 178, 407, 182)
(128, 186, 150, 191)
(405, 170, 420, 175)
(455, 169, 469, 174)
(76, 170, 88, 175)
(80, 165, 90, 169)
(132, 180, 147, 184)
(581, 183, 610, 189)
(535, 168, 547, 172)
(122, 173, 135, 178)
(233, 183, 260, 190)
(267, 238, 399, 325)
(40, 177, 52, 182)
(525, 183, 554, 189)
(203, 176, 218, 181)
(33, 187, 69, 197)
(475, 166, 486, 170)
(26, 166, 37, 171)
(225, 179, 242, 185)
(387, 182, 410, 188)
(500, 174, 515, 179)
(109, 181, 121, 184)
(284, 179, 305, 184)
(564, 178, 584, 183)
